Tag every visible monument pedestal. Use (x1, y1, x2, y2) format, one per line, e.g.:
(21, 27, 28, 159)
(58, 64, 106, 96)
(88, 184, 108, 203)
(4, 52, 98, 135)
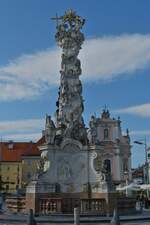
(26, 178, 136, 216)
(26, 176, 117, 215)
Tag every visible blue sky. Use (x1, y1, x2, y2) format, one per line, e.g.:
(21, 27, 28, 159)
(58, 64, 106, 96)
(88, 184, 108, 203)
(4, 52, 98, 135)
(0, 0, 150, 167)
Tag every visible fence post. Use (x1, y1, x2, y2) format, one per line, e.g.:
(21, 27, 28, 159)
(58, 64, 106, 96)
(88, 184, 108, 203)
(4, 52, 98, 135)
(74, 207, 80, 225)
(27, 208, 37, 225)
(110, 208, 120, 225)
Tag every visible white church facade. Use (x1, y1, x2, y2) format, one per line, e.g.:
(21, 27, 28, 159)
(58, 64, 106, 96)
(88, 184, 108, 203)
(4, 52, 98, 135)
(88, 109, 132, 185)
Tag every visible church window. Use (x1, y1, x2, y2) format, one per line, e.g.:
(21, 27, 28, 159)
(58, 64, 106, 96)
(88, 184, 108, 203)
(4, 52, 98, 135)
(104, 159, 111, 173)
(104, 128, 109, 140)
(55, 183, 61, 193)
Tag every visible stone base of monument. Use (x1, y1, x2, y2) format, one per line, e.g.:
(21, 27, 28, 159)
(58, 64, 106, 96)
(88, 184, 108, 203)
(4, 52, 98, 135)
(26, 179, 112, 215)
(25, 180, 136, 216)
(26, 181, 106, 215)
(26, 193, 136, 216)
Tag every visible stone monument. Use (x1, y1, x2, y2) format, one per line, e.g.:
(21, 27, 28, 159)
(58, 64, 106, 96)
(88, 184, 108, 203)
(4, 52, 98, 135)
(26, 10, 129, 215)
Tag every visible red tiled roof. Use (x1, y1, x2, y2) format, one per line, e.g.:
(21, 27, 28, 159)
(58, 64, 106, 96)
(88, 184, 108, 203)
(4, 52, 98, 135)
(36, 136, 45, 145)
(0, 137, 44, 162)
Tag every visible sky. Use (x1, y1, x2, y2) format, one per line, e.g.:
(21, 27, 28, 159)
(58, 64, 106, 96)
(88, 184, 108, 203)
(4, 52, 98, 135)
(0, 0, 150, 167)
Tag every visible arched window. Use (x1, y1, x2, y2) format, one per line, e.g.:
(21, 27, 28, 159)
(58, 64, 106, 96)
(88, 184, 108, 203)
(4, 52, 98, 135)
(104, 128, 109, 140)
(104, 159, 111, 174)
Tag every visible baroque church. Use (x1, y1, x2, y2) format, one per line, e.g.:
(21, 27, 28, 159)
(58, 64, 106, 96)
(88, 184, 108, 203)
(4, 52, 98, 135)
(26, 10, 132, 215)
(88, 109, 132, 184)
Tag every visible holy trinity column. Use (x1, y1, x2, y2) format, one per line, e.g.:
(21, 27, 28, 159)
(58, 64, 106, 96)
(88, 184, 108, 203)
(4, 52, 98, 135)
(52, 10, 87, 144)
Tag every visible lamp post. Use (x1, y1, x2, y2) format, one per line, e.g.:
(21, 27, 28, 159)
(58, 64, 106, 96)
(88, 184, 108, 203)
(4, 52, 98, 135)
(124, 170, 129, 197)
(134, 138, 148, 184)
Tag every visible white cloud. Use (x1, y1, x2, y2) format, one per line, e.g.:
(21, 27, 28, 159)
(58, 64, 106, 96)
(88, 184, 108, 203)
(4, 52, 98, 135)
(81, 34, 150, 80)
(114, 103, 150, 117)
(130, 130, 150, 136)
(2, 132, 42, 141)
(0, 118, 44, 141)
(1, 34, 150, 100)
(0, 118, 44, 132)
(0, 48, 60, 100)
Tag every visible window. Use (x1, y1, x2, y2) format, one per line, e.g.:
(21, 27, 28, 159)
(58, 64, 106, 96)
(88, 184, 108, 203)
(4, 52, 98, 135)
(103, 159, 111, 174)
(8, 141, 13, 150)
(104, 128, 109, 140)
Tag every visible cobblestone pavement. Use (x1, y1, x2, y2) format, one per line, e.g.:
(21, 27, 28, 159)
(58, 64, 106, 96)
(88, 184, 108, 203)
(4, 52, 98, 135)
(1, 209, 150, 225)
(0, 220, 150, 225)
(0, 221, 150, 225)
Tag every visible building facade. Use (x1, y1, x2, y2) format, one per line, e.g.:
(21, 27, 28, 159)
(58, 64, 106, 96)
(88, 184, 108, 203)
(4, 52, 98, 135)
(0, 161, 22, 193)
(21, 155, 41, 189)
(88, 109, 132, 184)
(0, 141, 41, 193)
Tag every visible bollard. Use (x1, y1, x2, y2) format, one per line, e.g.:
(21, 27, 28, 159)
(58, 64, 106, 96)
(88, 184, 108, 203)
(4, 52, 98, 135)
(74, 207, 80, 225)
(110, 208, 121, 225)
(27, 209, 37, 225)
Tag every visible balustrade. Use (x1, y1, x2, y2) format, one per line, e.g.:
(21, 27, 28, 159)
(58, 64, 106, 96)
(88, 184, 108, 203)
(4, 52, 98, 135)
(40, 198, 62, 214)
(81, 199, 106, 214)
(39, 197, 106, 215)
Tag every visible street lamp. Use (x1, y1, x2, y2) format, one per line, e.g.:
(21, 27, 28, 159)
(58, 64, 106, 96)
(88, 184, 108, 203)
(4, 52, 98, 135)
(134, 138, 148, 184)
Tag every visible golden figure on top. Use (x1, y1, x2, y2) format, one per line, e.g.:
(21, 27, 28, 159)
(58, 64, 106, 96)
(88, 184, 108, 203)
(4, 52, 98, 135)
(52, 9, 85, 31)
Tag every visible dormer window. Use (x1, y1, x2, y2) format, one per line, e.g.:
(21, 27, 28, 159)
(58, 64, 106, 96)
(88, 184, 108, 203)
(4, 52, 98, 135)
(104, 128, 109, 140)
(8, 141, 13, 150)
